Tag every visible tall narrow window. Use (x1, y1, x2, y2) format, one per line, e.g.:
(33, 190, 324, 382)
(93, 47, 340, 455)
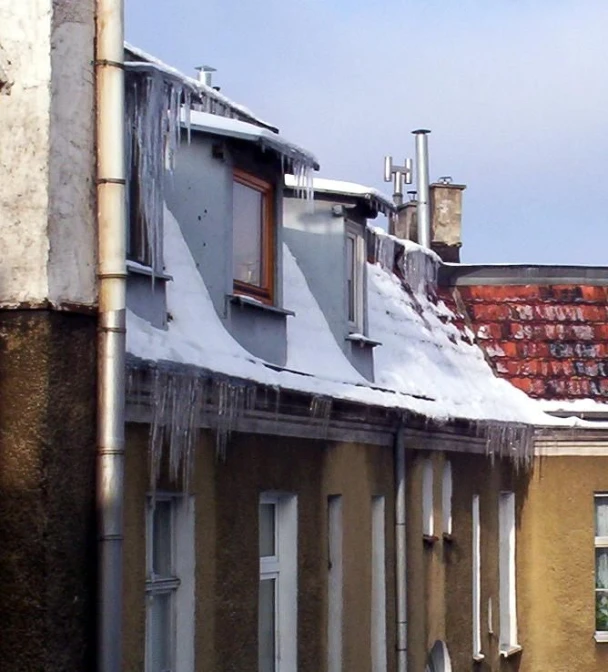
(442, 461, 453, 537)
(422, 459, 434, 539)
(346, 225, 364, 332)
(472, 495, 483, 661)
(233, 169, 274, 304)
(328, 496, 343, 672)
(498, 492, 519, 656)
(259, 493, 298, 672)
(145, 495, 195, 672)
(371, 496, 387, 672)
(595, 494, 608, 639)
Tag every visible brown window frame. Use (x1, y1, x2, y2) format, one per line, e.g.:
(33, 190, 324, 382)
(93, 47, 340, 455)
(232, 168, 275, 305)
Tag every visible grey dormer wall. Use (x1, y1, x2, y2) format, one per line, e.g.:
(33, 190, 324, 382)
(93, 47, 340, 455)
(163, 132, 288, 366)
(283, 196, 374, 380)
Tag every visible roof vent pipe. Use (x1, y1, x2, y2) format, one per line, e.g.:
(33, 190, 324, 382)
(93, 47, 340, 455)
(195, 65, 216, 87)
(413, 129, 431, 248)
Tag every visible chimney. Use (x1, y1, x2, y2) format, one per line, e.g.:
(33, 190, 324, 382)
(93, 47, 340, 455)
(195, 65, 216, 87)
(390, 191, 418, 242)
(429, 177, 466, 262)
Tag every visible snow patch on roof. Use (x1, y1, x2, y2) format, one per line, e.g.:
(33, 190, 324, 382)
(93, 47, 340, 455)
(187, 110, 319, 172)
(127, 206, 557, 427)
(124, 42, 275, 130)
(285, 176, 394, 215)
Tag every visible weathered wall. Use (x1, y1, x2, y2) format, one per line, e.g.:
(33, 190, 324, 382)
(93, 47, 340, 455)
(0, 0, 96, 307)
(517, 454, 608, 672)
(0, 311, 97, 671)
(123, 425, 395, 672)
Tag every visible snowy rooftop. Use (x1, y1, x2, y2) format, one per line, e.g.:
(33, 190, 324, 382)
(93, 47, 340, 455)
(124, 42, 275, 130)
(127, 206, 557, 430)
(285, 175, 394, 216)
(187, 110, 319, 172)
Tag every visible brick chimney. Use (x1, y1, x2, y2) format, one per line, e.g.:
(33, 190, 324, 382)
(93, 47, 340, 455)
(429, 180, 465, 262)
(390, 198, 418, 241)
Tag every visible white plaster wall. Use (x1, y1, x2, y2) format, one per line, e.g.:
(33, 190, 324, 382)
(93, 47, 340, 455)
(0, 0, 96, 308)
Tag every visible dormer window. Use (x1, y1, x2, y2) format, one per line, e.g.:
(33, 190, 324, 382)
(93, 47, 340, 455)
(346, 223, 365, 332)
(233, 169, 275, 305)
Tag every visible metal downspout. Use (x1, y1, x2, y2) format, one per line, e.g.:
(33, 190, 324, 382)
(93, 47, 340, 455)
(395, 425, 408, 672)
(96, 1, 126, 671)
(413, 129, 431, 249)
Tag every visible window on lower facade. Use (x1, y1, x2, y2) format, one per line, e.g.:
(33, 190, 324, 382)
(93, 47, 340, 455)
(371, 495, 387, 672)
(259, 493, 297, 672)
(595, 494, 608, 638)
(472, 495, 483, 660)
(145, 495, 195, 672)
(422, 459, 434, 538)
(346, 225, 365, 333)
(233, 169, 275, 304)
(442, 461, 453, 537)
(498, 491, 519, 656)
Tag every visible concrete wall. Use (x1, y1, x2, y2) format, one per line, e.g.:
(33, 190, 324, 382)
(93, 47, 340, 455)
(123, 424, 396, 672)
(0, 0, 96, 307)
(165, 134, 288, 365)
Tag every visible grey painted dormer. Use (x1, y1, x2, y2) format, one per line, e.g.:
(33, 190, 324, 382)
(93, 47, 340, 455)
(283, 186, 388, 381)
(163, 128, 298, 366)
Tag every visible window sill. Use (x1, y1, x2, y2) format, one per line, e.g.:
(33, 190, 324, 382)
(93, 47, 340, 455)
(499, 644, 522, 658)
(472, 653, 485, 663)
(442, 532, 454, 543)
(127, 260, 172, 281)
(595, 632, 608, 643)
(346, 333, 382, 348)
(228, 294, 295, 317)
(423, 534, 438, 545)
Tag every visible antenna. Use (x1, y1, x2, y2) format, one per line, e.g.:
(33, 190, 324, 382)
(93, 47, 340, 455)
(383, 156, 413, 206)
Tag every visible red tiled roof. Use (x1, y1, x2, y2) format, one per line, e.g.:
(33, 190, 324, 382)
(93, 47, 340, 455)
(439, 284, 608, 401)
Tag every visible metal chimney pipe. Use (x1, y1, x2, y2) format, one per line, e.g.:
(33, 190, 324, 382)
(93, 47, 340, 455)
(413, 129, 431, 248)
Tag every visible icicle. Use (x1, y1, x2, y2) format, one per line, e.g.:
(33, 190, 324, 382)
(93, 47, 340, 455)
(310, 395, 333, 437)
(125, 69, 195, 275)
(374, 233, 396, 272)
(399, 244, 439, 296)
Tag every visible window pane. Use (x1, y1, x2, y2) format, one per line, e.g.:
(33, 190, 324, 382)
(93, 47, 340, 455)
(347, 236, 355, 322)
(258, 578, 276, 672)
(148, 591, 173, 672)
(597, 548, 608, 589)
(233, 180, 263, 287)
(597, 591, 608, 631)
(259, 503, 276, 557)
(153, 501, 172, 577)
(596, 497, 608, 536)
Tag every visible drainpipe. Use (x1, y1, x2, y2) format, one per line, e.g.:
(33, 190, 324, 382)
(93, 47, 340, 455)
(395, 425, 408, 672)
(96, 1, 126, 671)
(413, 129, 431, 248)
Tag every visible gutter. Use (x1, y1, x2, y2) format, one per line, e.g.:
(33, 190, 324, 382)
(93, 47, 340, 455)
(96, 1, 127, 670)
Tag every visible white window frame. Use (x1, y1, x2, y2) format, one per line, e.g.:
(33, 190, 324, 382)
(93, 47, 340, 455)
(259, 492, 298, 672)
(327, 495, 343, 672)
(345, 223, 365, 334)
(145, 493, 195, 672)
(498, 492, 520, 657)
(594, 494, 608, 641)
(442, 461, 453, 537)
(371, 496, 387, 672)
(422, 459, 434, 538)
(472, 495, 483, 661)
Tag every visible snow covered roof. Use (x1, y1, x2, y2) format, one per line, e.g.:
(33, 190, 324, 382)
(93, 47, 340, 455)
(187, 110, 319, 172)
(127, 206, 553, 431)
(124, 42, 276, 131)
(285, 175, 394, 216)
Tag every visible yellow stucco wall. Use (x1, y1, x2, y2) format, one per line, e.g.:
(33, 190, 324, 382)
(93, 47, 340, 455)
(122, 425, 395, 672)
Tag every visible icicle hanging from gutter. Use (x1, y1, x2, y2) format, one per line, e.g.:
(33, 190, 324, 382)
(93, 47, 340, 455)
(125, 68, 193, 272)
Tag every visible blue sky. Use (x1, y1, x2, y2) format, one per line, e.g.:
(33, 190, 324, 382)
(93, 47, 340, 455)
(126, 0, 608, 265)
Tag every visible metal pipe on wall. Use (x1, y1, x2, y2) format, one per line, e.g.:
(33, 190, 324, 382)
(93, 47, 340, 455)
(96, 1, 127, 670)
(395, 426, 408, 672)
(413, 129, 431, 248)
